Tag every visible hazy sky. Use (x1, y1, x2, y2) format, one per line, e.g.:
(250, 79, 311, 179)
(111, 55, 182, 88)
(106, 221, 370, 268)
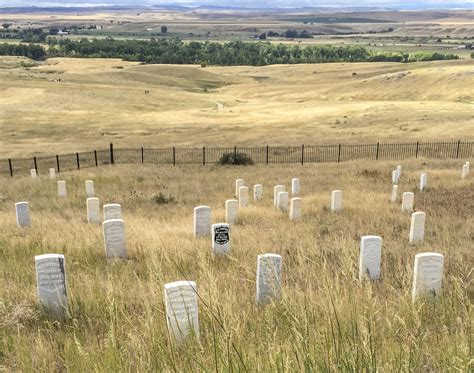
(1, 0, 472, 8)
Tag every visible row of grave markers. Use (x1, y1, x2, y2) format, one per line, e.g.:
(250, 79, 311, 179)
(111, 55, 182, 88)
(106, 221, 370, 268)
(34, 246, 444, 342)
(14, 162, 470, 343)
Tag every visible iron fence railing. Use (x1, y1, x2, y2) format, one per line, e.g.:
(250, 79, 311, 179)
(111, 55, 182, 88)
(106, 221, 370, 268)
(1, 141, 472, 177)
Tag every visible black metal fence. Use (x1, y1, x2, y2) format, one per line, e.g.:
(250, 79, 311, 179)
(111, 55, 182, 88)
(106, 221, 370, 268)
(1, 141, 472, 177)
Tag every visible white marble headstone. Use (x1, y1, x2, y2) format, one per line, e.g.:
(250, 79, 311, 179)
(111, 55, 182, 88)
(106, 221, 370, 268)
(164, 281, 199, 343)
(194, 206, 211, 237)
(419, 173, 428, 192)
(253, 184, 263, 201)
(359, 236, 382, 281)
(461, 164, 468, 179)
(465, 161, 470, 174)
(277, 191, 288, 212)
(401, 192, 414, 212)
(85, 180, 94, 198)
(256, 254, 282, 304)
(103, 203, 123, 221)
(392, 170, 399, 184)
(390, 185, 398, 203)
(291, 178, 300, 196)
(15, 201, 31, 227)
(212, 223, 230, 256)
(235, 179, 244, 197)
(238, 186, 249, 208)
(225, 199, 238, 225)
(87, 197, 101, 224)
(49, 168, 56, 179)
(30, 169, 37, 178)
(289, 198, 301, 221)
(57, 181, 67, 197)
(409, 211, 426, 243)
(331, 190, 343, 212)
(412, 252, 444, 302)
(273, 185, 285, 206)
(396, 165, 402, 179)
(102, 219, 127, 259)
(35, 254, 68, 320)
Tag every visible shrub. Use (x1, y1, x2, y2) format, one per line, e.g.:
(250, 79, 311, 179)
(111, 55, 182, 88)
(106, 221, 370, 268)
(151, 192, 175, 204)
(218, 152, 254, 166)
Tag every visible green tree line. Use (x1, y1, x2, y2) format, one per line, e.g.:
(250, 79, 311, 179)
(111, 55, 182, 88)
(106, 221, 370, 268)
(0, 38, 461, 65)
(0, 43, 46, 60)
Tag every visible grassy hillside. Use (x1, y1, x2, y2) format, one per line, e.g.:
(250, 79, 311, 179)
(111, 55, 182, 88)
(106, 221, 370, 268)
(1, 57, 473, 158)
(0, 159, 472, 370)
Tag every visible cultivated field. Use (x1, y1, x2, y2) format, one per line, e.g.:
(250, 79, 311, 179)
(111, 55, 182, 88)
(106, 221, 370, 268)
(1, 56, 473, 158)
(0, 159, 472, 370)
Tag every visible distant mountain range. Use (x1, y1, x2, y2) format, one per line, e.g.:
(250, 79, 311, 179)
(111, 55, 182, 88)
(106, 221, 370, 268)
(0, 1, 472, 11)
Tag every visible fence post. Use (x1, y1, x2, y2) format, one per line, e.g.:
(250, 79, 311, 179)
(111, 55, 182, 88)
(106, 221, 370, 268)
(33, 156, 38, 174)
(203, 146, 206, 166)
(266, 145, 269, 165)
(76, 153, 80, 170)
(56, 155, 60, 173)
(110, 143, 115, 165)
(301, 144, 304, 165)
(141, 147, 144, 163)
(173, 147, 176, 166)
(415, 141, 419, 158)
(8, 159, 13, 177)
(376, 142, 380, 160)
(234, 145, 237, 163)
(455, 140, 461, 159)
(94, 150, 98, 167)
(337, 144, 341, 163)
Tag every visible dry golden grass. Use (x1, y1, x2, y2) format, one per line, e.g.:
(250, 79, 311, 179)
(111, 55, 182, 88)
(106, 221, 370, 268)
(1, 56, 473, 158)
(0, 158, 472, 370)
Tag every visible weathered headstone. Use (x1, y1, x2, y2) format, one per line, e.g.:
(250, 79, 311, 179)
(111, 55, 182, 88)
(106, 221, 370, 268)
(331, 190, 343, 212)
(15, 202, 31, 227)
(235, 179, 244, 197)
(225, 199, 238, 225)
(87, 197, 101, 224)
(277, 191, 288, 212)
(359, 236, 382, 281)
(49, 168, 56, 179)
(291, 178, 300, 196)
(396, 165, 402, 179)
(289, 198, 301, 221)
(409, 211, 426, 243)
(253, 184, 263, 201)
(57, 181, 67, 197)
(273, 185, 285, 206)
(238, 186, 249, 208)
(392, 170, 399, 184)
(461, 164, 468, 179)
(412, 252, 444, 302)
(401, 192, 414, 212)
(465, 161, 470, 174)
(194, 206, 211, 237)
(85, 180, 94, 198)
(103, 203, 123, 221)
(35, 254, 68, 320)
(30, 169, 37, 178)
(164, 281, 199, 343)
(256, 254, 282, 304)
(212, 223, 230, 256)
(102, 219, 127, 259)
(419, 173, 428, 192)
(390, 185, 398, 203)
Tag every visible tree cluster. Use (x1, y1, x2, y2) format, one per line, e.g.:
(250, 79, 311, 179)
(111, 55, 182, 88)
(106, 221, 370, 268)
(0, 38, 460, 65)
